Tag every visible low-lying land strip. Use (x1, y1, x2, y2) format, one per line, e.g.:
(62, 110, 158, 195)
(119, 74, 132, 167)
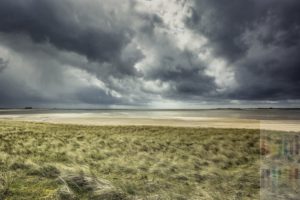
(2, 114, 300, 132)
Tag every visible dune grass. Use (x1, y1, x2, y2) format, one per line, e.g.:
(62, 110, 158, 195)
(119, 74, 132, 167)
(0, 120, 261, 199)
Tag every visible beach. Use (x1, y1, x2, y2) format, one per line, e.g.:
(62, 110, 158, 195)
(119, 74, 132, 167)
(1, 109, 300, 132)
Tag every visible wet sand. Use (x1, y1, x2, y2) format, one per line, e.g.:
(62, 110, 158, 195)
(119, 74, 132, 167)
(1, 111, 300, 132)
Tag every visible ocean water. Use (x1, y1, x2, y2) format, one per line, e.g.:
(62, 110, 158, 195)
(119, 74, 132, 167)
(1, 109, 300, 120)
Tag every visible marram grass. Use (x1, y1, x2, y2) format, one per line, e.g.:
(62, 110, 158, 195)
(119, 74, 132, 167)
(0, 120, 260, 200)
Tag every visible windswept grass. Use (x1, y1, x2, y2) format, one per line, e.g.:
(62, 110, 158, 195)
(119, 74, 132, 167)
(0, 120, 261, 199)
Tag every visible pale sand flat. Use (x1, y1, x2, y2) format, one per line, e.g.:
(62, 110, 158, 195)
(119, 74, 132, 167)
(1, 114, 300, 132)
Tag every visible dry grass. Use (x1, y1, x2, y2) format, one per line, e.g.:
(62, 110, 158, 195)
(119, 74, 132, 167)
(0, 120, 261, 199)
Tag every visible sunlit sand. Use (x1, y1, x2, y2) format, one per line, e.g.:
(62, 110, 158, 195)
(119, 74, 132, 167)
(1, 110, 300, 132)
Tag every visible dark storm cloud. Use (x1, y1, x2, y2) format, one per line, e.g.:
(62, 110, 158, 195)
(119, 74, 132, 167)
(0, 0, 143, 107)
(0, 0, 300, 107)
(0, 33, 127, 107)
(186, 0, 300, 61)
(0, 55, 124, 107)
(0, 58, 8, 73)
(0, 0, 140, 77)
(144, 50, 216, 98)
(0, 0, 125, 61)
(0, 72, 47, 107)
(187, 0, 300, 100)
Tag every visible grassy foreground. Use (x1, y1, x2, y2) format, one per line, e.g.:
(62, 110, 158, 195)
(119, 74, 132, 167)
(0, 120, 260, 200)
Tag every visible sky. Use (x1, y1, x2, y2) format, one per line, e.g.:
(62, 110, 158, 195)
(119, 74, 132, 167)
(0, 0, 300, 108)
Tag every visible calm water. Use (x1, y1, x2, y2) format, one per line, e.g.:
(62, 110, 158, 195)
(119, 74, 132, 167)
(1, 109, 300, 120)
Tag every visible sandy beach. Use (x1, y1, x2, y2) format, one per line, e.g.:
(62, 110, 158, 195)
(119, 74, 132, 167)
(1, 110, 300, 132)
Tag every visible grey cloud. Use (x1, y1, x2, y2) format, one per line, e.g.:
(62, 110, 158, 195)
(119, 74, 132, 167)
(0, 0, 126, 61)
(0, 58, 8, 73)
(74, 86, 121, 105)
(0, 35, 126, 107)
(0, 0, 299, 107)
(186, 0, 300, 61)
(0, 66, 125, 108)
(230, 40, 300, 100)
(0, 73, 47, 107)
(186, 0, 257, 61)
(0, 0, 142, 79)
(0, 0, 145, 107)
(187, 0, 300, 101)
(144, 50, 216, 98)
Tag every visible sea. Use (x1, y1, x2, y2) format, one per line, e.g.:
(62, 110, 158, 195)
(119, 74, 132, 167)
(1, 108, 300, 120)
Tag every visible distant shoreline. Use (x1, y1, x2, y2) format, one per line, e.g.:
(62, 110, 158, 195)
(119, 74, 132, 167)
(1, 108, 300, 132)
(1, 116, 300, 133)
(1, 107, 300, 111)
